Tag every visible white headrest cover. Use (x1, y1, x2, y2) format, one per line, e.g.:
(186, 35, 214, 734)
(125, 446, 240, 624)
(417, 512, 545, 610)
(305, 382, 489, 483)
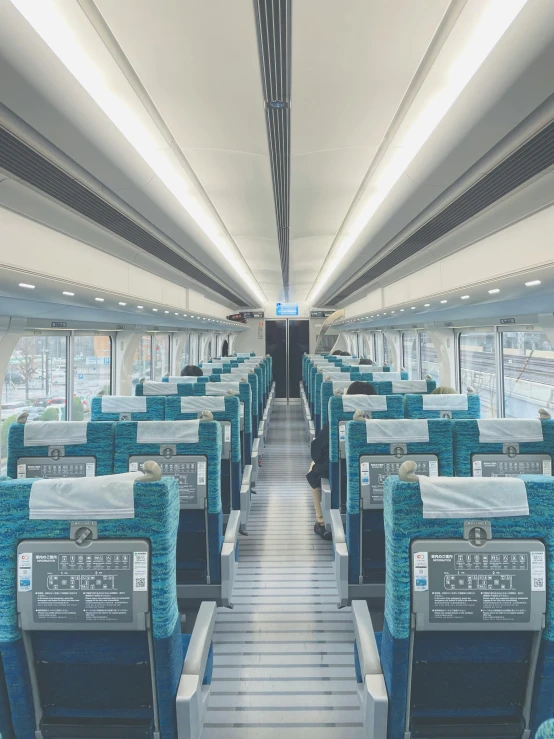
(143, 382, 178, 395)
(391, 380, 428, 394)
(136, 420, 200, 444)
(366, 419, 429, 443)
(29, 471, 142, 520)
(419, 476, 528, 519)
(422, 394, 469, 411)
(342, 395, 387, 412)
(101, 396, 147, 414)
(207, 382, 241, 396)
(24, 422, 87, 447)
(166, 376, 198, 383)
(180, 397, 226, 413)
(372, 372, 402, 381)
(477, 419, 543, 443)
(203, 363, 223, 369)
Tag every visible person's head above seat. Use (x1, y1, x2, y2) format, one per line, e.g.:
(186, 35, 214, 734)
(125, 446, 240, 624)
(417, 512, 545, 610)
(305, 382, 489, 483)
(331, 350, 343, 356)
(432, 385, 457, 394)
(181, 365, 203, 377)
(359, 358, 375, 365)
(347, 380, 377, 396)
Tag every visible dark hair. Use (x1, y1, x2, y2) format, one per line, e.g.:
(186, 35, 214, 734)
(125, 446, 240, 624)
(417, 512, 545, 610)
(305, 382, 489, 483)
(331, 350, 343, 356)
(181, 365, 203, 377)
(359, 358, 374, 365)
(342, 352, 351, 356)
(347, 381, 376, 395)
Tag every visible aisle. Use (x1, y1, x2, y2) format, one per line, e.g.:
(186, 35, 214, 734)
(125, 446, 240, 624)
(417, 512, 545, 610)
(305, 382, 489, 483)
(202, 401, 365, 738)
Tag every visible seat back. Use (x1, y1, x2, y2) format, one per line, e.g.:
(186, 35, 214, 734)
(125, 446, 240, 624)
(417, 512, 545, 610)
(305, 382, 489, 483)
(328, 394, 404, 511)
(321, 379, 376, 428)
(115, 419, 223, 585)
(135, 381, 206, 396)
(453, 418, 554, 477)
(91, 395, 165, 421)
(8, 420, 114, 480)
(345, 418, 453, 584)
(203, 377, 254, 460)
(166, 395, 241, 514)
(382, 473, 554, 738)
(405, 392, 481, 419)
(377, 379, 436, 395)
(342, 370, 408, 381)
(0, 470, 183, 738)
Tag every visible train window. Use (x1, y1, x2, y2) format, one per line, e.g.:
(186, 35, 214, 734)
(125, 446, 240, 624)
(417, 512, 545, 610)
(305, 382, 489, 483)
(153, 334, 170, 380)
(459, 332, 497, 418)
(419, 332, 440, 383)
(190, 334, 200, 365)
(402, 332, 418, 379)
(181, 334, 191, 367)
(502, 331, 554, 418)
(73, 335, 112, 419)
(383, 334, 393, 366)
(133, 335, 152, 382)
(1, 335, 68, 470)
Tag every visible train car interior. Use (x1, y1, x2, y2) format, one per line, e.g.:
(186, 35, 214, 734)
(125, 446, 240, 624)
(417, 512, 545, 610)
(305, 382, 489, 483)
(1, 0, 554, 737)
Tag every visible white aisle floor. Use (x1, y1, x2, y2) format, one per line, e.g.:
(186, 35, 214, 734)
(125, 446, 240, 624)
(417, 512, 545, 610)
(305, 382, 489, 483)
(201, 400, 365, 738)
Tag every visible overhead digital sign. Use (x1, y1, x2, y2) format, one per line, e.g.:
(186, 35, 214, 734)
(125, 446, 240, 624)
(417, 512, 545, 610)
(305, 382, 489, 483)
(276, 303, 299, 316)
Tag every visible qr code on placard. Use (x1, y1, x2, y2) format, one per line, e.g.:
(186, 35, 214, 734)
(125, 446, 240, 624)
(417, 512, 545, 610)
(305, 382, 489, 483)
(534, 578, 544, 589)
(135, 578, 146, 589)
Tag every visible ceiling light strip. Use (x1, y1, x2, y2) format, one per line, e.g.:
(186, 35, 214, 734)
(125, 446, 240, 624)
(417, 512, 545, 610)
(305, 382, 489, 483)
(254, 0, 291, 297)
(330, 115, 554, 304)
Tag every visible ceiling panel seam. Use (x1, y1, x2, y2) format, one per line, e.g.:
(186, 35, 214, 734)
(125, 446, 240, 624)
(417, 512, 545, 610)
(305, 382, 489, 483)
(254, 0, 291, 299)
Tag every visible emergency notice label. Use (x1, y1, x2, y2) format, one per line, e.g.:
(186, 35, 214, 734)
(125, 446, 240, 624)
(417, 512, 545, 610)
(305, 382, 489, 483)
(428, 552, 532, 624)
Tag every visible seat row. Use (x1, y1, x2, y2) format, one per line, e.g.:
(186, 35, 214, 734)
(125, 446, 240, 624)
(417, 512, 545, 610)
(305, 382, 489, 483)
(0, 464, 217, 739)
(349, 468, 554, 738)
(326, 414, 554, 604)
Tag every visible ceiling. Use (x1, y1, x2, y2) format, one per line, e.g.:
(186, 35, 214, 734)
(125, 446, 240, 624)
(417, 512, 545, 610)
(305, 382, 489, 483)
(0, 0, 553, 314)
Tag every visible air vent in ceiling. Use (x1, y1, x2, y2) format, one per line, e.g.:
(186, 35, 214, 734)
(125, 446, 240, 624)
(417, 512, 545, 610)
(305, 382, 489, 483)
(0, 126, 249, 305)
(330, 117, 554, 304)
(254, 0, 291, 298)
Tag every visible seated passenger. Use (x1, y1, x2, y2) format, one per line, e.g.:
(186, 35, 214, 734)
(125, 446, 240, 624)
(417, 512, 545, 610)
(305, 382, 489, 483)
(331, 350, 343, 356)
(359, 358, 375, 365)
(308, 380, 376, 540)
(432, 385, 457, 394)
(181, 364, 203, 377)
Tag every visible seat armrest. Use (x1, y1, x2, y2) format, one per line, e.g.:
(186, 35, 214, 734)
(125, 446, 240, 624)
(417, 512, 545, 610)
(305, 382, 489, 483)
(225, 510, 241, 545)
(177, 601, 217, 738)
(331, 510, 348, 607)
(251, 439, 260, 484)
(321, 478, 331, 529)
(309, 421, 316, 443)
(222, 512, 240, 606)
(239, 466, 252, 533)
(351, 600, 388, 739)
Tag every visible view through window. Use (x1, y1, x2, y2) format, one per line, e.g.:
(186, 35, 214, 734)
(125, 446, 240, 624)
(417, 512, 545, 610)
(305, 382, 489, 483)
(459, 332, 497, 417)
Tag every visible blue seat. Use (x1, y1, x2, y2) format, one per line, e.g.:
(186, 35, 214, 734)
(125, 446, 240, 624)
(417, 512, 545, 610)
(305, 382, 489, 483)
(377, 379, 436, 395)
(537, 721, 554, 738)
(321, 378, 367, 429)
(114, 419, 238, 602)
(375, 473, 554, 738)
(0, 469, 215, 739)
(327, 394, 404, 514)
(8, 420, 114, 479)
(342, 369, 408, 381)
(453, 418, 554, 477)
(91, 395, 165, 421)
(166, 395, 241, 516)
(405, 392, 481, 419)
(198, 378, 253, 465)
(218, 372, 258, 448)
(343, 418, 453, 589)
(314, 369, 348, 432)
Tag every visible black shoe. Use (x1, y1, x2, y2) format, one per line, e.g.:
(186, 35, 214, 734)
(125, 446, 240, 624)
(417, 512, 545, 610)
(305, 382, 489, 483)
(314, 522, 332, 541)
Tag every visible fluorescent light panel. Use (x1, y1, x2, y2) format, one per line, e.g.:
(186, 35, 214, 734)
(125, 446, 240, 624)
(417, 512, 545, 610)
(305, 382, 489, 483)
(525, 280, 541, 286)
(307, 0, 529, 303)
(10, 0, 266, 305)
(19, 283, 35, 289)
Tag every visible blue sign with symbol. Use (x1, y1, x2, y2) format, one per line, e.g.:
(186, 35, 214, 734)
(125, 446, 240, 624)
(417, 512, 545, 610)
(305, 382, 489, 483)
(276, 302, 298, 317)
(77, 373, 84, 380)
